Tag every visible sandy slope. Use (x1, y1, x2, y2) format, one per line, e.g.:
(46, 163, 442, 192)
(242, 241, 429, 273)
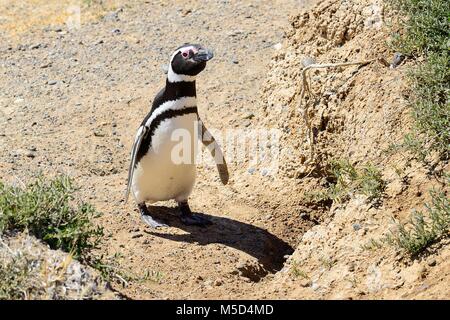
(0, 0, 317, 299)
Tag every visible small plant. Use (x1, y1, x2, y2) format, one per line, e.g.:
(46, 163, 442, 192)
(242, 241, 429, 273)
(290, 260, 309, 279)
(0, 175, 103, 259)
(361, 238, 384, 251)
(387, 189, 449, 256)
(305, 160, 385, 205)
(319, 256, 335, 270)
(387, 132, 429, 163)
(329, 160, 385, 203)
(142, 270, 164, 284)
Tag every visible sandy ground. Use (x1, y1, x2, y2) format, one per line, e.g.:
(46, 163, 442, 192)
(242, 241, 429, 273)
(0, 0, 317, 299)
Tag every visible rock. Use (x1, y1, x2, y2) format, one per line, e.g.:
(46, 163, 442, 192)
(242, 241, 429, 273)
(300, 279, 311, 287)
(247, 168, 256, 174)
(181, 9, 192, 17)
(301, 56, 316, 68)
(104, 11, 120, 22)
(352, 223, 361, 231)
(390, 52, 405, 69)
(427, 258, 437, 267)
(242, 112, 254, 120)
(25, 151, 36, 158)
(348, 263, 355, 272)
(112, 29, 121, 34)
(47, 80, 57, 85)
(29, 43, 41, 50)
(0, 233, 118, 299)
(273, 43, 282, 50)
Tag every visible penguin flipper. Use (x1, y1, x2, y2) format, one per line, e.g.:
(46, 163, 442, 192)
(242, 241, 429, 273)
(125, 125, 147, 202)
(199, 121, 229, 185)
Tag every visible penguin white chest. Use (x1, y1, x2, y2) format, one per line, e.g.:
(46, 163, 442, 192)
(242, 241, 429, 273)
(132, 112, 198, 204)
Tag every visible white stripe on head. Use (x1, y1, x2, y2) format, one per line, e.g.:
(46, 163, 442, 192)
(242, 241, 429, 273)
(167, 45, 198, 83)
(145, 96, 197, 128)
(167, 67, 197, 83)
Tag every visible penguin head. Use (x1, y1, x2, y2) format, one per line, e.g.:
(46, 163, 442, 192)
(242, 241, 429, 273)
(168, 44, 213, 82)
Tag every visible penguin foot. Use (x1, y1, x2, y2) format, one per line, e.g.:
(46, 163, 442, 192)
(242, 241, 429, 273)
(138, 203, 167, 228)
(141, 214, 168, 228)
(178, 201, 212, 227)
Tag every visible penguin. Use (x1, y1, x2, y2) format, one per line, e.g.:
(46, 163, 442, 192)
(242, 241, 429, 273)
(125, 44, 229, 228)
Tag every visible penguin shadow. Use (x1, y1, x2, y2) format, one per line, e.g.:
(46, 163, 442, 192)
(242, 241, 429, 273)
(144, 206, 294, 273)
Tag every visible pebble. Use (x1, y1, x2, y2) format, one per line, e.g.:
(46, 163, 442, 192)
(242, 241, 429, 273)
(242, 112, 254, 120)
(273, 43, 282, 50)
(427, 258, 436, 267)
(247, 168, 256, 174)
(301, 56, 316, 68)
(300, 279, 311, 287)
(47, 80, 57, 85)
(181, 9, 192, 17)
(25, 151, 36, 158)
(104, 11, 120, 22)
(29, 43, 41, 50)
(352, 223, 361, 231)
(390, 52, 405, 69)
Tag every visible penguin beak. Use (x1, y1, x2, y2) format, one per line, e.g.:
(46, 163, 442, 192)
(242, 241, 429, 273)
(194, 48, 214, 62)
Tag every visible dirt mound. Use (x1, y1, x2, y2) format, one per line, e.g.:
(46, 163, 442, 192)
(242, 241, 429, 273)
(253, 0, 449, 299)
(0, 233, 118, 299)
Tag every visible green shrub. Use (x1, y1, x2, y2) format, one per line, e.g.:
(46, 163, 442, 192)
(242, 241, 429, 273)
(307, 160, 385, 205)
(391, 0, 449, 55)
(0, 175, 103, 259)
(390, 0, 450, 159)
(388, 189, 449, 255)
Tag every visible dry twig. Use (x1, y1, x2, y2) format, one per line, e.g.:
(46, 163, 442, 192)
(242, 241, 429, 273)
(297, 58, 385, 163)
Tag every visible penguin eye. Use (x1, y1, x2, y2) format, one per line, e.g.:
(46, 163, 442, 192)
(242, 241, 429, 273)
(181, 51, 189, 58)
